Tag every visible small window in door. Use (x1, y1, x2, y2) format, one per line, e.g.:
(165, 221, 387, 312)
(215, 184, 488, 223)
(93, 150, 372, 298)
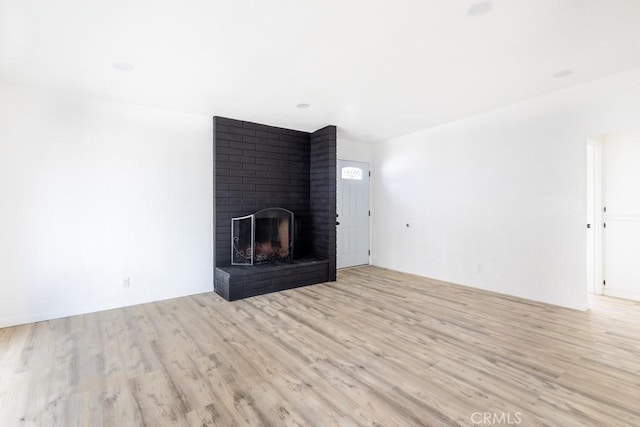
(341, 167, 363, 180)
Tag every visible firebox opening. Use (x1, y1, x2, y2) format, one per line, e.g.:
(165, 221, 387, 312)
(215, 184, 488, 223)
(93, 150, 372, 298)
(255, 217, 291, 262)
(232, 208, 294, 265)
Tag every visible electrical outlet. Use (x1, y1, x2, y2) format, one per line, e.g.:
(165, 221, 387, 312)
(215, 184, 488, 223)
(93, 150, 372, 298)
(122, 277, 131, 288)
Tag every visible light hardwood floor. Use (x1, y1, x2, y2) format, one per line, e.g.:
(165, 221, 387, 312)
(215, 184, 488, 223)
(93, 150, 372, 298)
(1, 266, 640, 426)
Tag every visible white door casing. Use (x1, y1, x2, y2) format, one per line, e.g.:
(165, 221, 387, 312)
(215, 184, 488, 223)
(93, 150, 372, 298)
(337, 160, 370, 269)
(586, 142, 596, 294)
(586, 139, 603, 295)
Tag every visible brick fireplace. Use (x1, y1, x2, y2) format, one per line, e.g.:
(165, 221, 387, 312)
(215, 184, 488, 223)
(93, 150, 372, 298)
(213, 116, 336, 300)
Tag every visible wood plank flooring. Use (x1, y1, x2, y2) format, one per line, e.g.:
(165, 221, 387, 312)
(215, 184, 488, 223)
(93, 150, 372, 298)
(1, 266, 640, 426)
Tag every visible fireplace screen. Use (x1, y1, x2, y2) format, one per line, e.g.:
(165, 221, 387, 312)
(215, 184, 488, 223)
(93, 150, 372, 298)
(231, 208, 294, 265)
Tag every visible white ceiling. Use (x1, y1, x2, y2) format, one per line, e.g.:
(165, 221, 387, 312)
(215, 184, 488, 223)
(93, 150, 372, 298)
(2, 0, 640, 141)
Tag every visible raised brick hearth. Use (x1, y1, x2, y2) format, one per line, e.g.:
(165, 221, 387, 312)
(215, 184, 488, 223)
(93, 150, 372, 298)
(213, 116, 336, 300)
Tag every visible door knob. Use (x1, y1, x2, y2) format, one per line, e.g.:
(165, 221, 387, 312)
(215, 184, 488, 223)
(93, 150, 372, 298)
(336, 221, 340, 225)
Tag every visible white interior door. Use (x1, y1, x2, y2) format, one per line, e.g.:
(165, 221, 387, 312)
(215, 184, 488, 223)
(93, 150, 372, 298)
(337, 160, 370, 269)
(602, 133, 640, 300)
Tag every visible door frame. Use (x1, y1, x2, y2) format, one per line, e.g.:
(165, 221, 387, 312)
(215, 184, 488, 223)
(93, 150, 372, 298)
(586, 137, 603, 295)
(337, 159, 372, 268)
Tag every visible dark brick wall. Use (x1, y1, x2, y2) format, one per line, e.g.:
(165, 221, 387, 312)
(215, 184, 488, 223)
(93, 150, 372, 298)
(213, 117, 336, 298)
(214, 116, 312, 266)
(310, 126, 337, 281)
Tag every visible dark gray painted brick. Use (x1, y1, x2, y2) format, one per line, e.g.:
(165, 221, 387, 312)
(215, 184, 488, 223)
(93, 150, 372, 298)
(213, 116, 335, 298)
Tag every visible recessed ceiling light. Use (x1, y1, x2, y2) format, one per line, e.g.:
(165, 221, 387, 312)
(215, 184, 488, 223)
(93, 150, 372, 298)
(296, 103, 310, 109)
(553, 69, 574, 78)
(467, 1, 493, 17)
(112, 61, 134, 72)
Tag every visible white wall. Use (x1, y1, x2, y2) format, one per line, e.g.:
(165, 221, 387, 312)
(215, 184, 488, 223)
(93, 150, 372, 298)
(337, 138, 373, 163)
(372, 67, 640, 310)
(0, 84, 213, 327)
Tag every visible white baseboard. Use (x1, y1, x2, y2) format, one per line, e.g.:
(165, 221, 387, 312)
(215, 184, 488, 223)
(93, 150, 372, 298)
(0, 290, 213, 328)
(603, 288, 640, 302)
